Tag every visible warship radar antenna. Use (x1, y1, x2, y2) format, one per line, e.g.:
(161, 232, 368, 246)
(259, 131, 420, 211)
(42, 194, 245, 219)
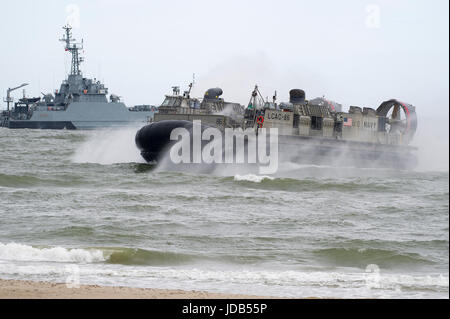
(60, 25, 84, 75)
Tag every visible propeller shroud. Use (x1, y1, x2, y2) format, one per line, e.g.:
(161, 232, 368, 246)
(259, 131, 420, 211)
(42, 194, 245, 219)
(376, 99, 417, 143)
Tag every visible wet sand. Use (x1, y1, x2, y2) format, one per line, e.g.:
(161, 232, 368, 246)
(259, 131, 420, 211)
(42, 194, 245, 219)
(0, 279, 273, 299)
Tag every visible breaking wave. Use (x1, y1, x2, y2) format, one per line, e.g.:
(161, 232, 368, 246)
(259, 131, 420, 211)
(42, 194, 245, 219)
(233, 174, 275, 183)
(0, 242, 447, 297)
(0, 243, 195, 266)
(0, 242, 105, 263)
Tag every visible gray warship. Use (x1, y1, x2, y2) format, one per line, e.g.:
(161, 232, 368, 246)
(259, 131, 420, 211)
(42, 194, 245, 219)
(136, 85, 418, 169)
(0, 25, 156, 130)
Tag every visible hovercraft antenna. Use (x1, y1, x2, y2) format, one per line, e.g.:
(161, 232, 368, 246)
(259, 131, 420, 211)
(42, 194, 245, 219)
(183, 73, 196, 98)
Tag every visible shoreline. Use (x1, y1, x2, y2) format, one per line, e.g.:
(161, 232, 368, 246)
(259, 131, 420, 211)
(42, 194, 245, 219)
(0, 279, 276, 299)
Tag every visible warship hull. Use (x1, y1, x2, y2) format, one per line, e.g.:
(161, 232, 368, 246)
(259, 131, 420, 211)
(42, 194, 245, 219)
(2, 102, 154, 130)
(7, 121, 77, 129)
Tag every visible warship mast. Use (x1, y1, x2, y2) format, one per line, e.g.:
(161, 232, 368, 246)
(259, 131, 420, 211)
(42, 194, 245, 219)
(60, 25, 84, 75)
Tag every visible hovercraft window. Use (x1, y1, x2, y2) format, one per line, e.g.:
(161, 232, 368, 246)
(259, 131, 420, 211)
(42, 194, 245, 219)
(311, 116, 323, 130)
(162, 97, 179, 107)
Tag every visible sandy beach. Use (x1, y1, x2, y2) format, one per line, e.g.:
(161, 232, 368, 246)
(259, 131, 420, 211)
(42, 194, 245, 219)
(0, 279, 273, 299)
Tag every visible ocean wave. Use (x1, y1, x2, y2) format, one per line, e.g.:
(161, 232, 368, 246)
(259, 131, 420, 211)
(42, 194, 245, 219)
(103, 247, 195, 266)
(0, 243, 196, 266)
(0, 173, 43, 188)
(233, 174, 275, 183)
(0, 242, 105, 263)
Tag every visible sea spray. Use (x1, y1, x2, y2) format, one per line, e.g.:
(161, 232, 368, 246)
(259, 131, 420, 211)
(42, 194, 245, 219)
(413, 116, 449, 172)
(72, 126, 145, 165)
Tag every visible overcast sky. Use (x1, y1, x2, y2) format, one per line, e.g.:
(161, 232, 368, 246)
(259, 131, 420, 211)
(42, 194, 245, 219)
(0, 0, 447, 107)
(0, 0, 448, 167)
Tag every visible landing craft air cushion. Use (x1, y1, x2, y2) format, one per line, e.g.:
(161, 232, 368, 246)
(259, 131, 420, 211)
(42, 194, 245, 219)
(136, 84, 418, 169)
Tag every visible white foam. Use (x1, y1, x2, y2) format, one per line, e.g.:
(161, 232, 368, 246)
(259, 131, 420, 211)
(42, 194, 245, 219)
(143, 268, 449, 291)
(0, 262, 447, 298)
(0, 242, 105, 263)
(234, 174, 274, 183)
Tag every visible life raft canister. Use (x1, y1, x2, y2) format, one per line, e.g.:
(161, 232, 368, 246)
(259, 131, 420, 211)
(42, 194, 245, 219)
(256, 115, 264, 128)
